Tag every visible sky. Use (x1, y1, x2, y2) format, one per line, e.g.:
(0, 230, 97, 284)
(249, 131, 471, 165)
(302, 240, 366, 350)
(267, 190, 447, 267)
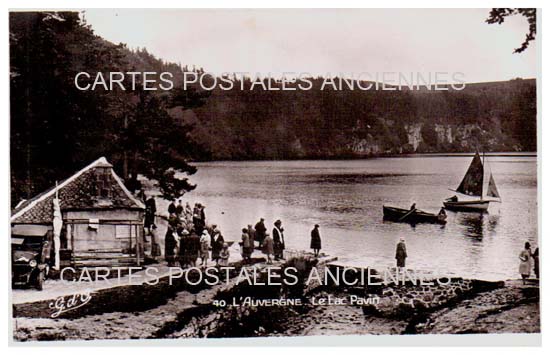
(84, 9, 537, 83)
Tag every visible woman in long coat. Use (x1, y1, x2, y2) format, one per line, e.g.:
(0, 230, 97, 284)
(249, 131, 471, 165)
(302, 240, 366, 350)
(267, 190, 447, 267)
(164, 226, 177, 266)
(186, 231, 201, 267)
(178, 231, 190, 268)
(533, 247, 539, 279)
(272, 220, 285, 260)
(144, 197, 156, 230)
(241, 228, 252, 262)
(262, 233, 274, 264)
(254, 219, 267, 246)
(395, 238, 407, 268)
(310, 224, 321, 257)
(211, 229, 224, 265)
(519, 242, 532, 284)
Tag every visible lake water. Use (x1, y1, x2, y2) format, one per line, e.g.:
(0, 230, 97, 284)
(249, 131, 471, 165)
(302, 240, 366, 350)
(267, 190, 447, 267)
(177, 155, 538, 281)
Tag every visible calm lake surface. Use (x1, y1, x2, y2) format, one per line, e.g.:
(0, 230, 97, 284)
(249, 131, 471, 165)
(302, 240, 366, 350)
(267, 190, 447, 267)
(179, 155, 538, 280)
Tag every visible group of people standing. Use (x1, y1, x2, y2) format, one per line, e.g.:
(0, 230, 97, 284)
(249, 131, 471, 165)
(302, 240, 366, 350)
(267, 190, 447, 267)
(164, 225, 229, 268)
(167, 200, 206, 233)
(243, 218, 286, 264)
(241, 219, 322, 263)
(146, 195, 324, 269)
(163, 200, 230, 268)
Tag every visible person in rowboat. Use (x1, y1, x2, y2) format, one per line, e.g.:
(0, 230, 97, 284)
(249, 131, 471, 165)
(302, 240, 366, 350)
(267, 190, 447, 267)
(410, 203, 416, 211)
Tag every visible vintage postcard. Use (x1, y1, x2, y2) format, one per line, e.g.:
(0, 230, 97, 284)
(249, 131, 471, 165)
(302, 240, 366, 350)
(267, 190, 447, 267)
(8, 8, 540, 345)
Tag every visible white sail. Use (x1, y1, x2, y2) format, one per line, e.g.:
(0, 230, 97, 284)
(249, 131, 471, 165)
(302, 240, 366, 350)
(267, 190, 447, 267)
(487, 173, 500, 199)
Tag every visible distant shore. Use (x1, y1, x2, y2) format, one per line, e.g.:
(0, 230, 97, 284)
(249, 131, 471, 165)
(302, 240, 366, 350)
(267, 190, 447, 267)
(189, 151, 537, 163)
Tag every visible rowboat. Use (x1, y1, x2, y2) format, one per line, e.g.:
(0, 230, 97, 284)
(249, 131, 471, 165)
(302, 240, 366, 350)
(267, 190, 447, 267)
(383, 206, 447, 224)
(443, 152, 501, 213)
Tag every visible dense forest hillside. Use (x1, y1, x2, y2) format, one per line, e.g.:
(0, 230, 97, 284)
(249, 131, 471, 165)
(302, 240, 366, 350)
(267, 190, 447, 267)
(10, 11, 537, 203)
(186, 78, 536, 160)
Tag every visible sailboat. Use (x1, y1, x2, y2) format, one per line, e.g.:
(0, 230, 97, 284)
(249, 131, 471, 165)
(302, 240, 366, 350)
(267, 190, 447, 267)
(443, 152, 501, 212)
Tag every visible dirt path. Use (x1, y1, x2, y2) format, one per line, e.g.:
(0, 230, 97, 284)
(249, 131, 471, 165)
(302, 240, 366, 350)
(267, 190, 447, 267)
(13, 254, 334, 341)
(13, 261, 540, 341)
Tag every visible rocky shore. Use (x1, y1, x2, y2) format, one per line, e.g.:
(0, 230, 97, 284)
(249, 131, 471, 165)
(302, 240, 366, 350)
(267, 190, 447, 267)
(12, 254, 539, 342)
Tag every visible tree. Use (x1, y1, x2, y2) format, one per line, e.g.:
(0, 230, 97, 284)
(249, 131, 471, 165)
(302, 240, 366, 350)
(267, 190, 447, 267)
(123, 91, 199, 200)
(9, 11, 204, 205)
(487, 8, 536, 53)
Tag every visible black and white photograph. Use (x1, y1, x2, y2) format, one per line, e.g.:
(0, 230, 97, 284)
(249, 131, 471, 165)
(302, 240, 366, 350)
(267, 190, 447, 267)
(6, 6, 541, 346)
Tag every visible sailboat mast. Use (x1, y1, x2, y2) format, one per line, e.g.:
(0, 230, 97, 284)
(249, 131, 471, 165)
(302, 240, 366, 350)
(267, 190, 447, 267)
(482, 151, 485, 198)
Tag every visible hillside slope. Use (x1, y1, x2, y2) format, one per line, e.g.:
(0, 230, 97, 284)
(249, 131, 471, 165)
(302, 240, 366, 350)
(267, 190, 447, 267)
(186, 78, 536, 160)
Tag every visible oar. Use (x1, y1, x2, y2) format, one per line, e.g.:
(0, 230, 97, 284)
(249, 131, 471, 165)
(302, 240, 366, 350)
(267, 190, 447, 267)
(399, 208, 417, 222)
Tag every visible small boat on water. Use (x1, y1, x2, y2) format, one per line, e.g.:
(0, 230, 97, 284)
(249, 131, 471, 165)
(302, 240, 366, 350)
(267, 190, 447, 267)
(443, 152, 501, 213)
(383, 206, 447, 225)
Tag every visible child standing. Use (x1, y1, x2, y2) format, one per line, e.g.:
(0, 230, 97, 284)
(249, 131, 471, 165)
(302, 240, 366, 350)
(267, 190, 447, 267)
(219, 243, 230, 267)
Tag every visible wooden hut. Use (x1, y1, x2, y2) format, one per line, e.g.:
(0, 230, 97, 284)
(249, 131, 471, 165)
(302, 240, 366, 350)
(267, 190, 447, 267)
(11, 157, 146, 268)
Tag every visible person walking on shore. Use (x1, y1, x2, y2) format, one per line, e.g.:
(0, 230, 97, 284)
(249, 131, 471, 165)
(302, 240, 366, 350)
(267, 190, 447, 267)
(144, 196, 156, 231)
(185, 202, 193, 223)
(178, 229, 190, 268)
(211, 228, 224, 266)
(168, 199, 177, 215)
(262, 232, 274, 264)
(310, 224, 322, 257)
(255, 218, 267, 247)
(164, 226, 177, 267)
(395, 237, 407, 268)
(192, 203, 200, 229)
(519, 242, 533, 284)
(208, 224, 218, 245)
(176, 199, 184, 217)
(150, 225, 161, 260)
(200, 230, 210, 267)
(188, 230, 201, 267)
(273, 220, 285, 260)
(200, 204, 206, 226)
(533, 247, 539, 279)
(219, 243, 230, 267)
(193, 203, 206, 234)
(241, 228, 252, 263)
(247, 224, 256, 249)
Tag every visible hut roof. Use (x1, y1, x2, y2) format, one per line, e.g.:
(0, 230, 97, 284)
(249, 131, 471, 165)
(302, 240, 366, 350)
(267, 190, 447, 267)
(11, 157, 145, 224)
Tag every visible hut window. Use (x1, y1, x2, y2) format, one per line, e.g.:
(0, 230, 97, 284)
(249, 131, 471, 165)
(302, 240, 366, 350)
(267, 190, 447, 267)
(94, 167, 111, 198)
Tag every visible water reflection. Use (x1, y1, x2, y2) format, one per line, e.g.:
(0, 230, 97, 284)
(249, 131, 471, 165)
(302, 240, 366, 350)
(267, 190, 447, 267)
(454, 212, 500, 241)
(487, 214, 500, 234)
(456, 212, 486, 240)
